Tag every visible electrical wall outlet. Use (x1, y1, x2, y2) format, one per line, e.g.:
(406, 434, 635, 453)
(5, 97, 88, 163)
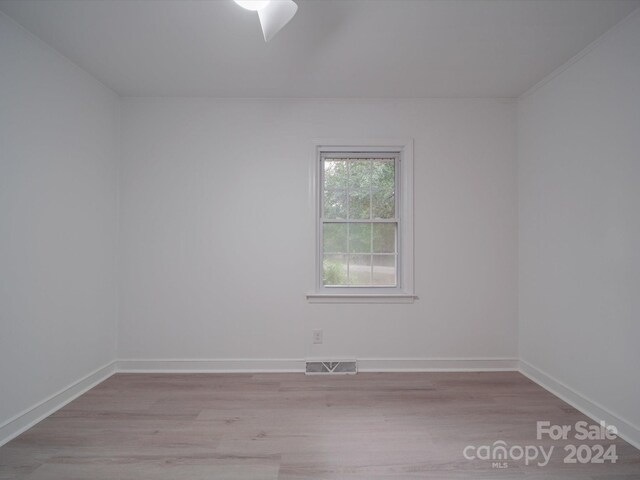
(312, 329, 323, 344)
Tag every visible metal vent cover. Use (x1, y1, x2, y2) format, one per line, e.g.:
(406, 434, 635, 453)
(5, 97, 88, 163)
(305, 360, 357, 375)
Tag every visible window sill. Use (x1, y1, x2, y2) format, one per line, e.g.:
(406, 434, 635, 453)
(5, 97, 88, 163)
(306, 293, 416, 304)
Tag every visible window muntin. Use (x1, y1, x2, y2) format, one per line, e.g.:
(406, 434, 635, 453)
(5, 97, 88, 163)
(320, 154, 399, 288)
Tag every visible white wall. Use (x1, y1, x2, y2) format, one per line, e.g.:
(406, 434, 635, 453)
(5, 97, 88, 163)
(0, 14, 119, 430)
(119, 98, 517, 364)
(518, 10, 640, 442)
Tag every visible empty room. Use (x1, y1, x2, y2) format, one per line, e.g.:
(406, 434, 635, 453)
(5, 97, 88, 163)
(1, 0, 639, 478)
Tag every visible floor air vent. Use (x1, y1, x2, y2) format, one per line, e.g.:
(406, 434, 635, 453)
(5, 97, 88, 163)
(305, 360, 357, 375)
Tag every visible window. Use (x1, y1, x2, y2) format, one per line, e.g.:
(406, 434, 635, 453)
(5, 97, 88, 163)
(308, 140, 414, 303)
(322, 154, 398, 287)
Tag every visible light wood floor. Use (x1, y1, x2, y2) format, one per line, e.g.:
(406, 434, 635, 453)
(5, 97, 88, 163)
(1, 372, 639, 479)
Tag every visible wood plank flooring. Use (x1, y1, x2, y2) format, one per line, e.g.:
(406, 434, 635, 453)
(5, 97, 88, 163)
(1, 372, 639, 479)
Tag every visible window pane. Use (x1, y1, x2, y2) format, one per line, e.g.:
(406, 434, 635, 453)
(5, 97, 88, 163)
(348, 223, 371, 253)
(373, 223, 396, 253)
(372, 189, 395, 219)
(348, 254, 371, 285)
(348, 160, 371, 190)
(373, 255, 396, 286)
(323, 189, 346, 219)
(323, 254, 347, 286)
(372, 160, 395, 219)
(324, 160, 347, 189)
(348, 190, 370, 219)
(372, 160, 394, 188)
(323, 223, 347, 253)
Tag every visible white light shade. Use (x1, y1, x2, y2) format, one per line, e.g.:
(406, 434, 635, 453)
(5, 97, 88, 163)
(234, 0, 270, 11)
(258, 0, 298, 42)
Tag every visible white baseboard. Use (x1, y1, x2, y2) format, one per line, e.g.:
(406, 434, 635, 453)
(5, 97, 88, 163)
(0, 361, 117, 447)
(358, 357, 519, 372)
(519, 359, 640, 451)
(117, 357, 519, 373)
(117, 358, 306, 373)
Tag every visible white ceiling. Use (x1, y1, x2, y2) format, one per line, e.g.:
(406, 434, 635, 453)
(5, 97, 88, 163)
(1, 0, 638, 98)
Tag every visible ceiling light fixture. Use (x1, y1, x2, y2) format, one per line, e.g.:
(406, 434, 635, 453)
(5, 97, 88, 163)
(233, 0, 298, 42)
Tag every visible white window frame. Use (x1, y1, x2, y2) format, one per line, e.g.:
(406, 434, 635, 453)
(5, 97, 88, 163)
(307, 139, 414, 304)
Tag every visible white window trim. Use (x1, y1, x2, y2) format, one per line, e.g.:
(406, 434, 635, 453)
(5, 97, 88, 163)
(307, 138, 415, 304)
